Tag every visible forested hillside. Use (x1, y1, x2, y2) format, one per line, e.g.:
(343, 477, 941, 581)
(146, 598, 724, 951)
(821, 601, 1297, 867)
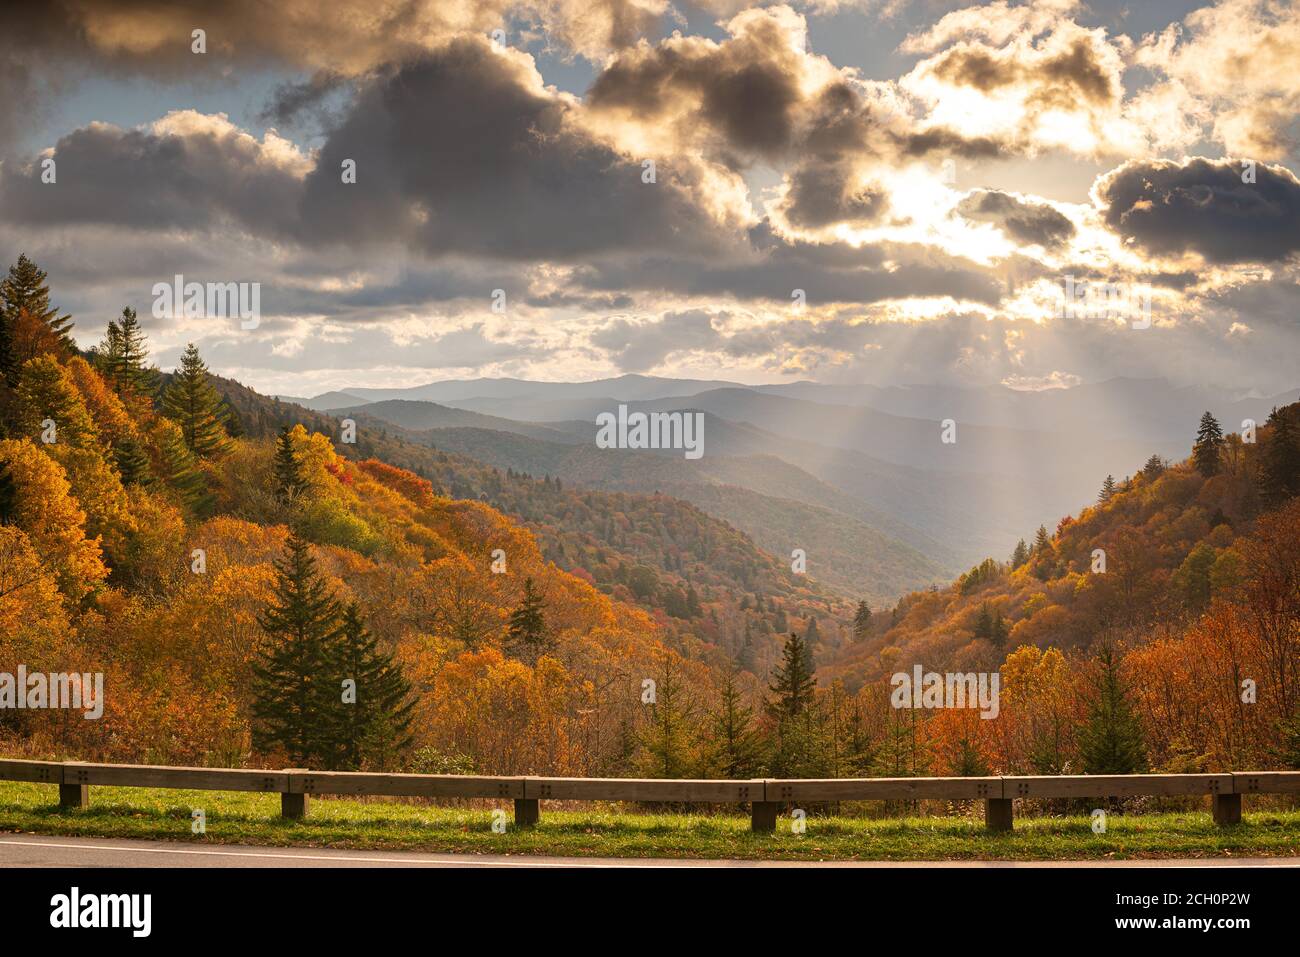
(827, 404, 1300, 775)
(2, 255, 1297, 783)
(212, 380, 854, 674)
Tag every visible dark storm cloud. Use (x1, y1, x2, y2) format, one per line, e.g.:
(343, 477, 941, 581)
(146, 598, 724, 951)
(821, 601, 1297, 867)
(0, 37, 738, 264)
(0, 0, 669, 146)
(1096, 157, 1300, 264)
(586, 13, 808, 163)
(296, 38, 735, 261)
(0, 117, 303, 234)
(956, 190, 1076, 249)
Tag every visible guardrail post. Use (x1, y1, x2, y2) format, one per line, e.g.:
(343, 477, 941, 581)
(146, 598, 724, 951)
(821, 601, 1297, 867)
(1212, 793, 1241, 826)
(58, 783, 89, 810)
(514, 798, 540, 827)
(281, 769, 309, 820)
(985, 798, 1013, 832)
(59, 762, 89, 810)
(751, 801, 779, 833)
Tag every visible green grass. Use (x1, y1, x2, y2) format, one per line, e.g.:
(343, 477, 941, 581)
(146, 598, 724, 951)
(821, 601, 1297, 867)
(2, 782, 1298, 860)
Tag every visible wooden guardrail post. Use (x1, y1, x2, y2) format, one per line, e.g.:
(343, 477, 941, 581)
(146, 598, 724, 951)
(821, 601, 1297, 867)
(750, 801, 779, 833)
(985, 797, 1013, 832)
(1213, 793, 1242, 825)
(517, 778, 544, 827)
(60, 762, 89, 810)
(281, 769, 309, 820)
(515, 798, 540, 827)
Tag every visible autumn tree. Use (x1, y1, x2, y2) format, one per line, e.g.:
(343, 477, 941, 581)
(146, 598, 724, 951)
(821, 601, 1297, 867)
(162, 344, 231, 458)
(332, 601, 414, 770)
(0, 438, 107, 600)
(0, 255, 74, 361)
(13, 355, 98, 447)
(252, 534, 345, 767)
(1193, 411, 1224, 477)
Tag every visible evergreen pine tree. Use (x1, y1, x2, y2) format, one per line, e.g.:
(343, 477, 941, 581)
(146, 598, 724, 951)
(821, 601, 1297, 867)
(1193, 411, 1225, 477)
(1033, 524, 1050, 553)
(252, 534, 345, 767)
(1141, 454, 1165, 481)
(156, 423, 212, 514)
(1010, 539, 1029, 568)
(162, 343, 231, 458)
(990, 608, 1008, 647)
(0, 255, 74, 358)
(1272, 711, 1300, 771)
(952, 735, 991, 777)
(637, 652, 696, 778)
(112, 436, 154, 487)
(0, 299, 12, 386)
(331, 601, 414, 771)
(507, 577, 550, 661)
(1098, 474, 1116, 502)
(223, 402, 246, 439)
(273, 425, 309, 506)
(706, 668, 764, 778)
(1260, 406, 1300, 507)
(1078, 644, 1148, 774)
(853, 600, 872, 639)
(768, 631, 816, 719)
(0, 460, 16, 524)
(96, 307, 157, 397)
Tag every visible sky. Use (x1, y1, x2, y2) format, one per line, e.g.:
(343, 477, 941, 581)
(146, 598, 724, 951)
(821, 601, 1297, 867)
(0, 0, 1297, 398)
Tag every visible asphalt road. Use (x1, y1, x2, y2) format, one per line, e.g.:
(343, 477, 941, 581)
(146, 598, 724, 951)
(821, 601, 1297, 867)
(1, 834, 1298, 867)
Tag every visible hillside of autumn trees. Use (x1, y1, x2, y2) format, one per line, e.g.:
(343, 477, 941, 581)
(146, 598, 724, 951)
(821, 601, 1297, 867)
(824, 402, 1300, 776)
(1, 253, 1298, 783)
(207, 373, 854, 679)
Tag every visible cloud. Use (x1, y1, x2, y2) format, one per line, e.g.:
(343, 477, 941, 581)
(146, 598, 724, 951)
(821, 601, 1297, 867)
(898, 1, 1139, 159)
(0, 0, 673, 146)
(956, 190, 1076, 249)
(1094, 157, 1300, 264)
(575, 224, 1003, 306)
(1135, 0, 1300, 160)
(297, 38, 740, 260)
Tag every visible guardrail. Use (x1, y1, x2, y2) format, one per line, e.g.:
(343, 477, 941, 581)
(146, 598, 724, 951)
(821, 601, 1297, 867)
(3, 759, 1298, 833)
